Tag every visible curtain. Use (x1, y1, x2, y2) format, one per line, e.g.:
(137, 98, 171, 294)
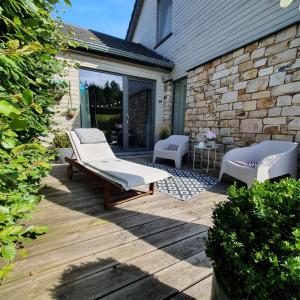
(80, 83, 91, 128)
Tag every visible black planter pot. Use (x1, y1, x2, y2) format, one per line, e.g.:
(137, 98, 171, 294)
(210, 269, 230, 300)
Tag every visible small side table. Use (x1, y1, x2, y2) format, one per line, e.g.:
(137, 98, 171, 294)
(192, 144, 221, 173)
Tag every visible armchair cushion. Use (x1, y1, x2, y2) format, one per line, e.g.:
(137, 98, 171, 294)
(166, 144, 179, 151)
(232, 160, 258, 168)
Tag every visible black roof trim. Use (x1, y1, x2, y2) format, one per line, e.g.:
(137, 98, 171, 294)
(62, 23, 174, 71)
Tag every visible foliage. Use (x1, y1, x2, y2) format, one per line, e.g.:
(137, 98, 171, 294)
(50, 79, 69, 101)
(85, 80, 123, 112)
(0, 0, 72, 280)
(159, 127, 170, 140)
(205, 178, 300, 300)
(53, 131, 71, 148)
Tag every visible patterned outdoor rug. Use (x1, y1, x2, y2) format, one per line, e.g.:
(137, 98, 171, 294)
(146, 163, 218, 201)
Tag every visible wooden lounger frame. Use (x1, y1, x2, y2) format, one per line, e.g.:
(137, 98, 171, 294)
(65, 157, 155, 210)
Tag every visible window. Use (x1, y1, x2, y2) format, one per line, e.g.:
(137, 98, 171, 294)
(157, 0, 172, 44)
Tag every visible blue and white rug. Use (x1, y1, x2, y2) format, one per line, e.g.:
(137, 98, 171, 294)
(146, 163, 218, 201)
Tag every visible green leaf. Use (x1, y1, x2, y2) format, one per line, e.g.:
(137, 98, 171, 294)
(22, 89, 33, 106)
(26, 225, 48, 235)
(7, 40, 19, 50)
(0, 206, 10, 214)
(1, 139, 15, 149)
(19, 249, 28, 258)
(64, 0, 72, 6)
(1, 244, 16, 260)
(0, 264, 14, 280)
(11, 118, 28, 130)
(0, 100, 20, 118)
(13, 16, 21, 26)
(31, 103, 43, 114)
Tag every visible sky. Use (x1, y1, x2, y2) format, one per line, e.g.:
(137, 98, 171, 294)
(55, 0, 135, 38)
(80, 69, 123, 87)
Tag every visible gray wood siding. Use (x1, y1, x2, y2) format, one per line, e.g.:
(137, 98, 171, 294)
(132, 0, 157, 48)
(132, 0, 300, 80)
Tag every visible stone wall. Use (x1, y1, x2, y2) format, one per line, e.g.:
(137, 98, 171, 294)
(162, 81, 174, 133)
(185, 24, 300, 171)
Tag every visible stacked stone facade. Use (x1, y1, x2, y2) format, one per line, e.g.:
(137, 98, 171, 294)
(163, 81, 174, 132)
(185, 24, 300, 169)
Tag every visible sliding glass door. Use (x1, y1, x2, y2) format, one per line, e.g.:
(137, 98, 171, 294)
(80, 69, 123, 151)
(79, 69, 154, 152)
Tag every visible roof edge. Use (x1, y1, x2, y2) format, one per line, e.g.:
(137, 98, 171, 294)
(67, 47, 173, 72)
(126, 0, 144, 41)
(71, 37, 174, 69)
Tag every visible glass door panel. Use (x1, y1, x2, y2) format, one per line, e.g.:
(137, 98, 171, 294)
(79, 69, 155, 152)
(79, 69, 123, 151)
(127, 79, 153, 150)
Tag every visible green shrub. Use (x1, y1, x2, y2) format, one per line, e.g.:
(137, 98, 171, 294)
(205, 178, 300, 300)
(159, 127, 170, 140)
(53, 131, 71, 148)
(0, 0, 73, 280)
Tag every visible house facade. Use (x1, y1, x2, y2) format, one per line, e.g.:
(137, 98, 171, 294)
(56, 24, 173, 152)
(126, 0, 300, 167)
(56, 0, 300, 166)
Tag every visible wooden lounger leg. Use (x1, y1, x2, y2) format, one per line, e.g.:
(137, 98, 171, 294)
(104, 183, 111, 210)
(149, 182, 155, 195)
(67, 164, 73, 180)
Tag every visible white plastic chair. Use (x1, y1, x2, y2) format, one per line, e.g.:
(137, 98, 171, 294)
(219, 140, 298, 187)
(153, 135, 189, 168)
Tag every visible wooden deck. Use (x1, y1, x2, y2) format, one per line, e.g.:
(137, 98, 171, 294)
(0, 157, 228, 300)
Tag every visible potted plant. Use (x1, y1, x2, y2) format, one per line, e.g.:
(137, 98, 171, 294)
(205, 178, 300, 300)
(52, 131, 72, 163)
(65, 108, 77, 119)
(204, 130, 216, 147)
(50, 79, 69, 102)
(159, 127, 170, 140)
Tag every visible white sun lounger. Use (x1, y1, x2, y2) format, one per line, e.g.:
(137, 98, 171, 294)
(66, 129, 171, 209)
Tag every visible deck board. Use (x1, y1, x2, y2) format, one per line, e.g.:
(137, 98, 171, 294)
(0, 160, 227, 300)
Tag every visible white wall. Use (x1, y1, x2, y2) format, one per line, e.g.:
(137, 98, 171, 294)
(55, 51, 169, 140)
(132, 0, 300, 80)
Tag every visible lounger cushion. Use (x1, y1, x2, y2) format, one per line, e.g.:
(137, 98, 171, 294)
(74, 128, 107, 144)
(85, 159, 171, 190)
(70, 131, 115, 162)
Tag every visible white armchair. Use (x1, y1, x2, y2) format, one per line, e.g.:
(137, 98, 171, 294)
(153, 135, 189, 168)
(219, 140, 298, 187)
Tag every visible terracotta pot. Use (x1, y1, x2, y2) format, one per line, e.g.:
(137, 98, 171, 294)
(210, 270, 231, 300)
(66, 111, 76, 119)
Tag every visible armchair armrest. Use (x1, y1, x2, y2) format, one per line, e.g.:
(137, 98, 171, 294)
(177, 141, 189, 155)
(154, 139, 168, 151)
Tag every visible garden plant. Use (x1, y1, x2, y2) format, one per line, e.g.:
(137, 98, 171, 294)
(0, 0, 73, 280)
(206, 178, 300, 300)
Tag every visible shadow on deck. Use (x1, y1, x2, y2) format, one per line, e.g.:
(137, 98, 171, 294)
(0, 162, 228, 300)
